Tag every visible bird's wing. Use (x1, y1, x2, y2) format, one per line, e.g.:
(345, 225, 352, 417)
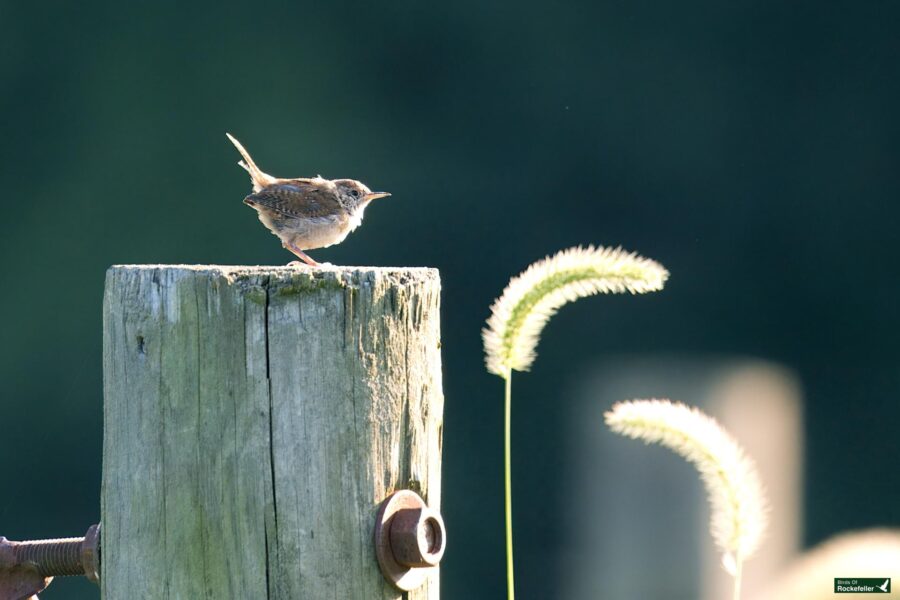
(245, 181, 342, 219)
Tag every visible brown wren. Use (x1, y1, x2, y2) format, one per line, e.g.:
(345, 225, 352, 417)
(227, 133, 391, 266)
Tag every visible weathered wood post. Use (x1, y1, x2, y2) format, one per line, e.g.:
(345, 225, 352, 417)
(101, 265, 444, 599)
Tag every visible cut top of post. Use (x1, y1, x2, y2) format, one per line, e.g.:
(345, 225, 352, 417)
(108, 264, 439, 282)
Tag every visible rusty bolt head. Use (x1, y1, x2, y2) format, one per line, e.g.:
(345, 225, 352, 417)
(388, 508, 446, 568)
(374, 490, 446, 591)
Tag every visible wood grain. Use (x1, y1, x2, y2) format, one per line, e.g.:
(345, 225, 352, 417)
(102, 266, 443, 599)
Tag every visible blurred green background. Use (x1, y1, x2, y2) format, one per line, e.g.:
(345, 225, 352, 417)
(1, 1, 898, 598)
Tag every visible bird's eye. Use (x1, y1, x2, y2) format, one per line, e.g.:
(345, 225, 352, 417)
(350, 189, 360, 198)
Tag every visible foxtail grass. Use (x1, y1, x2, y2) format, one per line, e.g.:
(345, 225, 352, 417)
(605, 399, 768, 600)
(483, 245, 668, 600)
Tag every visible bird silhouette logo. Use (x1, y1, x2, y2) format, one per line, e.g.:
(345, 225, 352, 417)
(877, 578, 890, 592)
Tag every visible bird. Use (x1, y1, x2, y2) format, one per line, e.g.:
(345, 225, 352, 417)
(226, 133, 391, 266)
(878, 579, 889, 592)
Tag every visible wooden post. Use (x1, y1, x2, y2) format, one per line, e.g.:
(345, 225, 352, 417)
(101, 266, 443, 599)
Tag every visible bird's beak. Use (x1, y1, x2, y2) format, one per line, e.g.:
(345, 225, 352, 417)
(365, 191, 391, 201)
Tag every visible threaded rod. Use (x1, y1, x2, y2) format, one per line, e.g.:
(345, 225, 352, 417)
(14, 537, 85, 577)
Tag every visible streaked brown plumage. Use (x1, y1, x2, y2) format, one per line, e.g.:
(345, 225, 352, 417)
(227, 133, 390, 266)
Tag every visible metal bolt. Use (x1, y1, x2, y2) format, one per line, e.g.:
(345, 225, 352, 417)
(0, 524, 100, 599)
(374, 490, 446, 591)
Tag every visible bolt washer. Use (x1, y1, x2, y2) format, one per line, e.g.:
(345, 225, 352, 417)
(374, 490, 445, 591)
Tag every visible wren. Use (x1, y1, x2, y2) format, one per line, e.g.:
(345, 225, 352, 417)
(227, 133, 391, 266)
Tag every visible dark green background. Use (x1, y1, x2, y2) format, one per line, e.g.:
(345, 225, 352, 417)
(1, 1, 898, 598)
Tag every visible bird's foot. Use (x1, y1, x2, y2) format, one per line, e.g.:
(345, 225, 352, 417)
(287, 260, 335, 268)
(283, 243, 321, 267)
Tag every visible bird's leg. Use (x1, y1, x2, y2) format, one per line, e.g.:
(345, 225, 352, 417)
(283, 241, 320, 266)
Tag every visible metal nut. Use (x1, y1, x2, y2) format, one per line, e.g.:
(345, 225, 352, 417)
(389, 507, 445, 568)
(81, 523, 101, 583)
(374, 490, 446, 591)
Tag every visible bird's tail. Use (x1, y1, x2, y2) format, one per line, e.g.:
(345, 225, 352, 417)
(226, 133, 275, 191)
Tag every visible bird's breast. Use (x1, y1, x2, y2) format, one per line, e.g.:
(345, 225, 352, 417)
(252, 206, 356, 250)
